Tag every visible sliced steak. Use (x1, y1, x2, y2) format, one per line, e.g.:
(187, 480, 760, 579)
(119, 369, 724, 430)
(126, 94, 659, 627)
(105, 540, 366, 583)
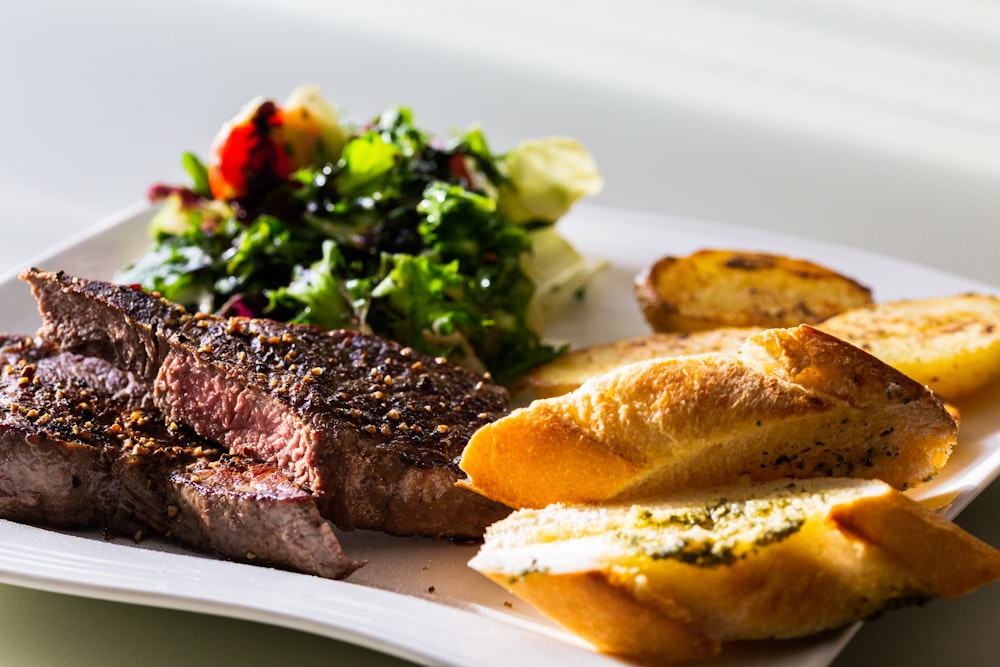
(159, 317, 512, 537)
(0, 334, 362, 578)
(26, 270, 190, 386)
(22, 268, 513, 538)
(159, 455, 364, 577)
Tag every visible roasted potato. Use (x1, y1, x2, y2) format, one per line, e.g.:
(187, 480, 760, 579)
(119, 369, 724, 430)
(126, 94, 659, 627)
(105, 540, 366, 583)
(520, 326, 761, 398)
(818, 293, 1000, 401)
(635, 249, 873, 332)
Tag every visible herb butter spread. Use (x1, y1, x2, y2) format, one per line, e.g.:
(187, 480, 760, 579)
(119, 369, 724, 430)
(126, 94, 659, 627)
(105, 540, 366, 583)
(471, 478, 880, 576)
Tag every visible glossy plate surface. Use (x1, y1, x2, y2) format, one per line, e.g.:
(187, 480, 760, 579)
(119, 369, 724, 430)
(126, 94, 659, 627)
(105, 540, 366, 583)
(1, 204, 998, 667)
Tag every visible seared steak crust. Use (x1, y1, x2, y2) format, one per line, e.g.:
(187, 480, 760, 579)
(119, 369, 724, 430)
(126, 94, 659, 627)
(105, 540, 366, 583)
(160, 316, 512, 536)
(26, 269, 190, 385)
(166, 455, 364, 576)
(22, 269, 513, 538)
(0, 334, 361, 578)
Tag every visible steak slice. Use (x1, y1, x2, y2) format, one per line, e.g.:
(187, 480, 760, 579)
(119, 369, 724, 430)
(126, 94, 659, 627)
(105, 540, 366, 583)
(0, 334, 362, 579)
(25, 270, 190, 386)
(159, 317, 513, 537)
(22, 269, 513, 538)
(164, 455, 364, 576)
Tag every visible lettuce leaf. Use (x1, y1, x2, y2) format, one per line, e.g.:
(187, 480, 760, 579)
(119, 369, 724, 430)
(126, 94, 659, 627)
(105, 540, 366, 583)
(117, 99, 600, 384)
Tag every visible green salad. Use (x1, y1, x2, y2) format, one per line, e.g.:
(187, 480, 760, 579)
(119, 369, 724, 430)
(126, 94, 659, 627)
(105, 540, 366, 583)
(116, 85, 603, 385)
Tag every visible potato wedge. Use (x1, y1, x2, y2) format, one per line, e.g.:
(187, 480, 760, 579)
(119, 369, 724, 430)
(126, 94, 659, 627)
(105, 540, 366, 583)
(818, 293, 1000, 401)
(635, 249, 873, 332)
(520, 326, 761, 398)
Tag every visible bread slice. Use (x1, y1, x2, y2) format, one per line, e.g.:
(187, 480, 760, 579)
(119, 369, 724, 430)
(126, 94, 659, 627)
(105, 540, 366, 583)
(468, 478, 1000, 663)
(459, 325, 956, 509)
(519, 326, 761, 399)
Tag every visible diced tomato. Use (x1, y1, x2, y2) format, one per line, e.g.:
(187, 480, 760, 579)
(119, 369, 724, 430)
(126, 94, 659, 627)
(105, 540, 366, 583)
(205, 86, 346, 202)
(208, 100, 291, 200)
(449, 153, 475, 188)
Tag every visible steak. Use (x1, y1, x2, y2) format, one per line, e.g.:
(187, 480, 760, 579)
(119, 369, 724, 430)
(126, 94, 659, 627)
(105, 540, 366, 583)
(164, 455, 363, 577)
(25, 272, 189, 386)
(23, 269, 513, 538)
(0, 334, 362, 579)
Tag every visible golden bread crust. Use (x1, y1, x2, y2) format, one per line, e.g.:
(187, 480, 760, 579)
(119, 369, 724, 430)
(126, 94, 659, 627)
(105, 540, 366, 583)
(469, 479, 1000, 663)
(519, 327, 761, 399)
(461, 326, 957, 509)
(482, 570, 721, 663)
(818, 293, 1000, 401)
(830, 491, 1000, 598)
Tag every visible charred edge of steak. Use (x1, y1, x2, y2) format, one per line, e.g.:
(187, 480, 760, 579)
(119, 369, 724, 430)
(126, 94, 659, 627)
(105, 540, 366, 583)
(167, 455, 364, 577)
(21, 270, 513, 538)
(158, 317, 513, 538)
(20, 268, 189, 385)
(0, 335, 361, 579)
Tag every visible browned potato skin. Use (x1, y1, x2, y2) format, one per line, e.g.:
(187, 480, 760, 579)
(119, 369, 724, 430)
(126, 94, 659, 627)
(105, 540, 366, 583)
(635, 249, 873, 332)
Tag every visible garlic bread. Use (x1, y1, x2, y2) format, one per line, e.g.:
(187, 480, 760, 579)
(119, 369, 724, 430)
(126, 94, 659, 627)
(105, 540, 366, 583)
(460, 325, 956, 509)
(469, 478, 1000, 663)
(520, 327, 760, 398)
(818, 293, 1000, 401)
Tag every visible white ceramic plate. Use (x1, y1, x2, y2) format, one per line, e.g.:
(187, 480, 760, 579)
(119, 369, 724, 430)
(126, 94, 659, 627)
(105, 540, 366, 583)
(1, 204, 998, 667)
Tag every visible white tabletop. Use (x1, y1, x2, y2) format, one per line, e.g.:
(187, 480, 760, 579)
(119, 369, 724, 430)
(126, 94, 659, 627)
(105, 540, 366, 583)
(1, 1, 999, 665)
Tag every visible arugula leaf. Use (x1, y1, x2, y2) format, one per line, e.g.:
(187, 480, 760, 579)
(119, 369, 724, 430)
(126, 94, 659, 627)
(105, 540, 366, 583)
(181, 151, 212, 198)
(335, 132, 401, 197)
(369, 254, 481, 359)
(120, 97, 600, 384)
(268, 240, 355, 330)
(417, 182, 500, 266)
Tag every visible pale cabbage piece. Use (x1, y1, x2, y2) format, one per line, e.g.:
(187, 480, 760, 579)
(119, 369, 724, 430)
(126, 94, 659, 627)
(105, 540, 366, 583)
(522, 225, 607, 333)
(498, 137, 603, 224)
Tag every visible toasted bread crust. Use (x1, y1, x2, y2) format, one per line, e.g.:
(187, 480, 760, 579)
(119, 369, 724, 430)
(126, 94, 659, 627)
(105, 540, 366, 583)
(520, 327, 761, 399)
(483, 570, 721, 663)
(830, 491, 1000, 598)
(460, 326, 956, 509)
(470, 479, 1000, 663)
(818, 293, 1000, 401)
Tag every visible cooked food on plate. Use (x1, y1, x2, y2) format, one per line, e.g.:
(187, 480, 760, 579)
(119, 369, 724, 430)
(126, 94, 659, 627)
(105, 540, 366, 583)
(23, 268, 512, 540)
(817, 293, 1000, 401)
(461, 325, 957, 509)
(3, 86, 1000, 664)
(519, 326, 761, 399)
(469, 478, 1000, 663)
(635, 249, 873, 332)
(0, 332, 362, 579)
(526, 291, 1000, 402)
